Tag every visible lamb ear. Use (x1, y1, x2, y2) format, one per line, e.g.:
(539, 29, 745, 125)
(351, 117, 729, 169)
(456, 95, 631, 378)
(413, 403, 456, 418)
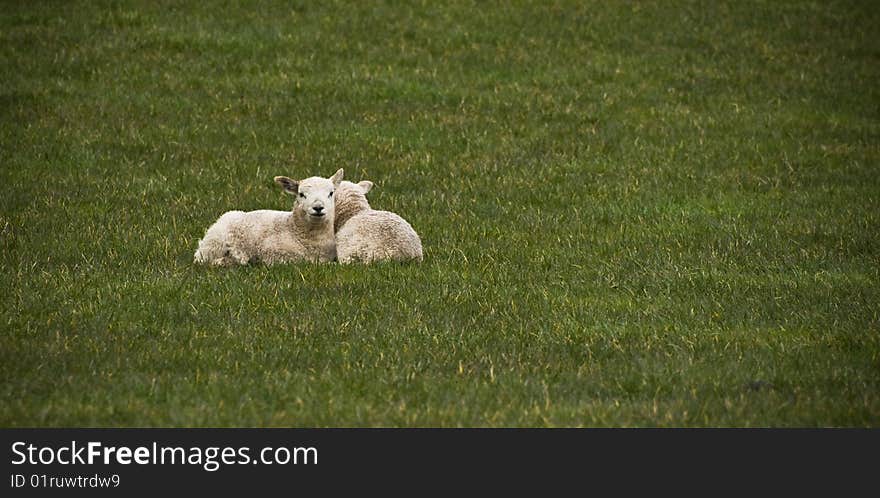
(358, 180, 374, 194)
(330, 168, 344, 187)
(274, 176, 299, 194)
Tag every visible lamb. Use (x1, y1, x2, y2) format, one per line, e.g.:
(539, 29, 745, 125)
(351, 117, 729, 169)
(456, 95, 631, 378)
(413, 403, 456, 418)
(333, 179, 423, 264)
(193, 169, 344, 266)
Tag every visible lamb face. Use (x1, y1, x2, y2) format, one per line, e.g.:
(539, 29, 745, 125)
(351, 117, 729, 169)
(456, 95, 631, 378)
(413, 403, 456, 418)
(296, 177, 336, 220)
(275, 168, 344, 222)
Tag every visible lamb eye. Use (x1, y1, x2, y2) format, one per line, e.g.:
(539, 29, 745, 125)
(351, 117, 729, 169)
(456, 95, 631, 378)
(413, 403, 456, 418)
(299, 193, 305, 198)
(329, 191, 334, 197)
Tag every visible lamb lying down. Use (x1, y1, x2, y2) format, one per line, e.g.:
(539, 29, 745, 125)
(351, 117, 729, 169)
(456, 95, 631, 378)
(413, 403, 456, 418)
(194, 169, 344, 266)
(333, 180, 423, 264)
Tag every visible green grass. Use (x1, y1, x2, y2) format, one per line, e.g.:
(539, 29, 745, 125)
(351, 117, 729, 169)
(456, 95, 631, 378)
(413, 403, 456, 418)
(1, 0, 878, 427)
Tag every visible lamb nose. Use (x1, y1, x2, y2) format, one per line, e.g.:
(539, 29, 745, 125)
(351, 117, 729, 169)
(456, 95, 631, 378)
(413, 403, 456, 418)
(313, 206, 324, 212)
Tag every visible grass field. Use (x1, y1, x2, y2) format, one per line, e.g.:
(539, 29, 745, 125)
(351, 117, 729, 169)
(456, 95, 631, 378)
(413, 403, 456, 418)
(1, 0, 878, 427)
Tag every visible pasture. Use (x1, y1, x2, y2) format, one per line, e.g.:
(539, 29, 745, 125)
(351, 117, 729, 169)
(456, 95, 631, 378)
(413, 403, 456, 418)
(1, 0, 878, 426)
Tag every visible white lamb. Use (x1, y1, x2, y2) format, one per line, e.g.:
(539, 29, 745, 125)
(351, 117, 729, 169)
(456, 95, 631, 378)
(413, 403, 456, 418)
(333, 179, 423, 264)
(194, 169, 344, 266)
